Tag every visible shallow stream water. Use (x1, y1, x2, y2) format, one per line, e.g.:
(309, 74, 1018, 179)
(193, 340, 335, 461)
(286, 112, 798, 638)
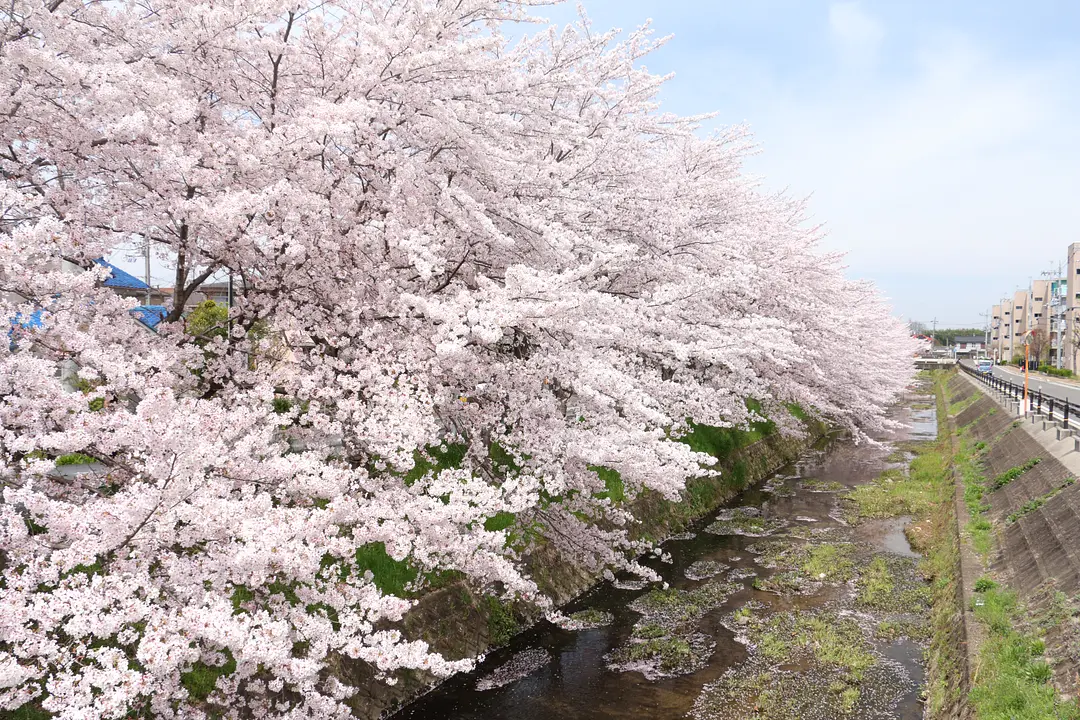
(396, 399, 938, 720)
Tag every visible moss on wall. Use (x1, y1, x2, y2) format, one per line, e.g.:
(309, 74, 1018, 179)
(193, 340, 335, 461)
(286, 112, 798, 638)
(343, 414, 830, 719)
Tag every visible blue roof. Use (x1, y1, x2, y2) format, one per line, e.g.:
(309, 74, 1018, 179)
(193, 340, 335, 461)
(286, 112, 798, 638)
(9, 308, 45, 331)
(8, 308, 45, 348)
(93, 258, 151, 291)
(130, 305, 168, 330)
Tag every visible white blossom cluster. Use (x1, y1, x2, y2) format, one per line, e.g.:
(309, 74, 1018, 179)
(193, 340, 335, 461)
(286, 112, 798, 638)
(0, 1, 919, 717)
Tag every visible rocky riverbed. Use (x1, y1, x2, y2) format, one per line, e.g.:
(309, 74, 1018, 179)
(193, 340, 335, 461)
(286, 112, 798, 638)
(394, 397, 938, 720)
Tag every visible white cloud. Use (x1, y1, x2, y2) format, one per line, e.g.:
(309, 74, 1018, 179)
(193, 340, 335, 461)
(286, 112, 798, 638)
(828, 2, 884, 67)
(734, 25, 1080, 325)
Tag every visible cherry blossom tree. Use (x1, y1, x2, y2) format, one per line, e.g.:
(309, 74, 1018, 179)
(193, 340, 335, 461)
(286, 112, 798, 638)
(0, 1, 919, 718)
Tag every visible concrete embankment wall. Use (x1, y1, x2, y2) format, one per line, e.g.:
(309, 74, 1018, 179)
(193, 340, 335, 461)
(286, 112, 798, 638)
(947, 373, 1080, 691)
(346, 419, 829, 719)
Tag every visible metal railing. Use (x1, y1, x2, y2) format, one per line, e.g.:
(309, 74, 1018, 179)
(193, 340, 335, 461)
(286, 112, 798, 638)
(959, 362, 1071, 429)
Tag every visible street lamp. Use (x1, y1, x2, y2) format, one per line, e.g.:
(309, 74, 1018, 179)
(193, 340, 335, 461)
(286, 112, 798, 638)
(1023, 330, 1032, 415)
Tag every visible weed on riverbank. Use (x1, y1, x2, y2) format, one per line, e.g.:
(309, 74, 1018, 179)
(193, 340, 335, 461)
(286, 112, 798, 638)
(705, 506, 788, 536)
(693, 386, 942, 720)
(697, 607, 915, 719)
(969, 585, 1080, 719)
(843, 450, 944, 522)
(607, 580, 740, 679)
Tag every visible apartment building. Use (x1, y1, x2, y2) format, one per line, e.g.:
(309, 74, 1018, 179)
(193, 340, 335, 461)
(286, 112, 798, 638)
(996, 296, 1014, 361)
(1048, 278, 1068, 368)
(1031, 279, 1051, 364)
(986, 251, 1072, 369)
(1068, 243, 1080, 372)
(1010, 289, 1030, 361)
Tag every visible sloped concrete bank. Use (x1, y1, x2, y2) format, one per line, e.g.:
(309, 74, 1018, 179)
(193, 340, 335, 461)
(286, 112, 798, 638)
(947, 371, 1080, 706)
(343, 419, 830, 719)
(929, 376, 979, 720)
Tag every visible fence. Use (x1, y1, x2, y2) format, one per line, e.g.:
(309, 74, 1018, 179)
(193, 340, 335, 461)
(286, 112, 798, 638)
(960, 362, 1072, 429)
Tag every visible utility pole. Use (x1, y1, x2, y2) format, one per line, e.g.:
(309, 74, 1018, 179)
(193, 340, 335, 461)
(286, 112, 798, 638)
(144, 238, 151, 306)
(1024, 331, 1031, 414)
(1042, 261, 1066, 369)
(980, 310, 991, 358)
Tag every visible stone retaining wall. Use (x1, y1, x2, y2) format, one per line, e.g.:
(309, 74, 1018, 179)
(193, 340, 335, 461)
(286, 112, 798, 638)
(949, 373, 1080, 695)
(345, 420, 829, 719)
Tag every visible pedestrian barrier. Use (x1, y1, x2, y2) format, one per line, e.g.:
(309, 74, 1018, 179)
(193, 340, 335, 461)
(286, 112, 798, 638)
(960, 363, 1071, 429)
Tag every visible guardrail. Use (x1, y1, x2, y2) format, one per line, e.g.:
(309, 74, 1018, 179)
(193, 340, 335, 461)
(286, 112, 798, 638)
(959, 362, 1071, 429)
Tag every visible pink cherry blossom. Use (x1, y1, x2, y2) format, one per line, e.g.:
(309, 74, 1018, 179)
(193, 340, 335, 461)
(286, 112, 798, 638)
(0, 1, 918, 717)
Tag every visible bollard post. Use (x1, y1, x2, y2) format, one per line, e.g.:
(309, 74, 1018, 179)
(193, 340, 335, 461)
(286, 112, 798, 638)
(1037, 389, 1042, 413)
(1066, 399, 1071, 430)
(1049, 397, 1055, 421)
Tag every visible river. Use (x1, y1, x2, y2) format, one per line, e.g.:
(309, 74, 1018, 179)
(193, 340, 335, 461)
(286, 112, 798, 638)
(395, 395, 938, 720)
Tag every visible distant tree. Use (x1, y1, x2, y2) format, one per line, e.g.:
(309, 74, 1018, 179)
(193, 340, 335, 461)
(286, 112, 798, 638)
(932, 328, 984, 346)
(184, 299, 229, 343)
(1028, 328, 1048, 367)
(1071, 312, 1080, 371)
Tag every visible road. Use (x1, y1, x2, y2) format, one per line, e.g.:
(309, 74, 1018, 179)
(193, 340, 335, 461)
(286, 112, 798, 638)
(983, 363, 1080, 405)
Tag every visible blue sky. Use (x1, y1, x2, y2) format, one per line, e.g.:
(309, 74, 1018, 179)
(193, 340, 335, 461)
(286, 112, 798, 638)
(530, 1, 1080, 328)
(111, 1, 1080, 329)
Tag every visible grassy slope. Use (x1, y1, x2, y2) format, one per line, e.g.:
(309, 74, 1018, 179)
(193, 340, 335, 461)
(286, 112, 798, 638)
(921, 370, 1080, 720)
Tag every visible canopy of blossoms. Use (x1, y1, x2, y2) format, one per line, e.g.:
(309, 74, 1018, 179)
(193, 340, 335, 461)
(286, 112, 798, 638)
(0, 1, 918, 718)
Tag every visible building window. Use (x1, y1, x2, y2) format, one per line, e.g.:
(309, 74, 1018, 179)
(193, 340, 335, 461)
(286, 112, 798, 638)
(1035, 297, 1043, 301)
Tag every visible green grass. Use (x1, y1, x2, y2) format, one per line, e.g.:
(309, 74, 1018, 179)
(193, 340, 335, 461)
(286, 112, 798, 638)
(1, 702, 52, 720)
(845, 451, 944, 520)
(678, 399, 776, 460)
(622, 636, 693, 670)
(970, 587, 1080, 719)
(589, 465, 626, 503)
(953, 436, 995, 561)
(949, 392, 981, 416)
(1006, 478, 1077, 524)
(990, 458, 1041, 491)
(749, 612, 876, 681)
(54, 452, 96, 466)
(968, 517, 993, 557)
(799, 543, 856, 582)
(403, 442, 468, 485)
(634, 622, 667, 640)
(857, 556, 895, 608)
(786, 403, 810, 422)
(354, 542, 418, 596)
(180, 651, 236, 701)
(855, 556, 930, 613)
(483, 511, 517, 532)
(922, 372, 969, 717)
(485, 596, 518, 646)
